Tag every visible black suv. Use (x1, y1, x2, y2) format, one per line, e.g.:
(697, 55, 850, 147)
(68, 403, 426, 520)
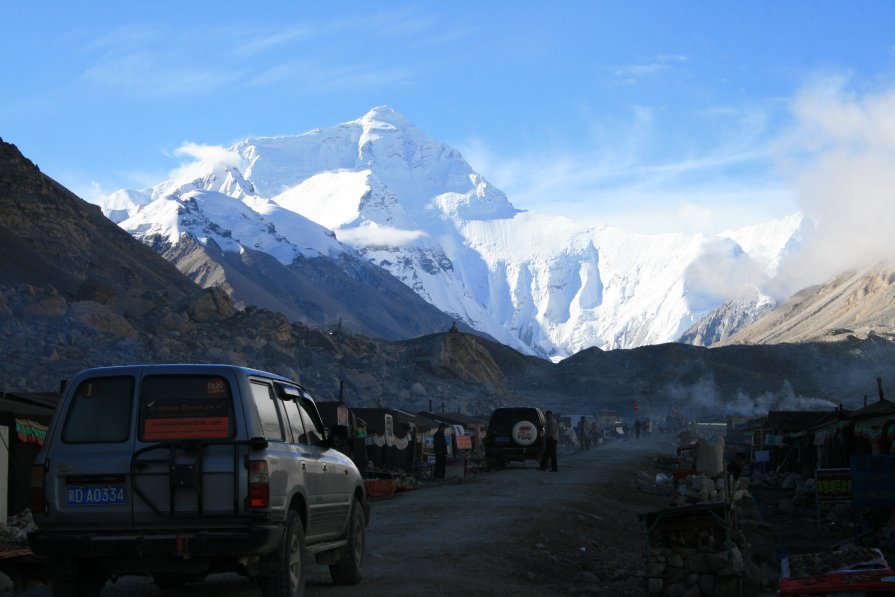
(484, 407, 546, 468)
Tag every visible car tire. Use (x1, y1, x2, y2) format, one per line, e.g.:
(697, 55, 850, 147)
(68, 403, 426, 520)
(329, 497, 365, 585)
(260, 510, 306, 597)
(511, 420, 538, 446)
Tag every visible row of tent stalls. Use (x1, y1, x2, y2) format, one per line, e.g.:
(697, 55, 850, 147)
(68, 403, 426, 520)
(0, 392, 488, 513)
(0, 392, 58, 520)
(728, 395, 895, 476)
(316, 402, 489, 479)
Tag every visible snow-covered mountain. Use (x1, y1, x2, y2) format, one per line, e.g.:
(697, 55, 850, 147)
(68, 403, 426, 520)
(102, 155, 464, 340)
(101, 106, 805, 357)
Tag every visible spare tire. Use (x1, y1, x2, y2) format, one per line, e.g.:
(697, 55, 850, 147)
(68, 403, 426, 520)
(511, 420, 538, 446)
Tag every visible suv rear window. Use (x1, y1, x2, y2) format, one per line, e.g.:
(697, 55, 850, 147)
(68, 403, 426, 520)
(139, 375, 235, 441)
(488, 408, 541, 432)
(62, 376, 134, 444)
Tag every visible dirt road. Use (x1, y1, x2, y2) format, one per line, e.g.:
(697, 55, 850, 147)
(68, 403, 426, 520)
(19, 435, 676, 597)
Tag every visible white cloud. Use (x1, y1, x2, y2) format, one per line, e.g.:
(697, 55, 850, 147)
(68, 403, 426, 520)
(335, 222, 427, 248)
(613, 54, 688, 82)
(779, 78, 895, 284)
(168, 143, 243, 181)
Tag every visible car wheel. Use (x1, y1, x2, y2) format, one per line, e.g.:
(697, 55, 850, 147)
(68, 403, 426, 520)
(329, 497, 365, 585)
(260, 510, 306, 597)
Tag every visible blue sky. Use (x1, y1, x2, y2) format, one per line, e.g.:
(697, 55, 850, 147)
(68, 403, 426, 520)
(3, 1, 895, 235)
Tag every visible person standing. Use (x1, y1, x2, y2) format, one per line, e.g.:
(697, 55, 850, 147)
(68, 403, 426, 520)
(540, 411, 559, 472)
(577, 416, 589, 451)
(433, 423, 447, 479)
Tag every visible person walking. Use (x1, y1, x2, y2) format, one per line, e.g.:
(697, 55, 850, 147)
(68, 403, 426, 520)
(577, 416, 589, 451)
(433, 423, 447, 479)
(540, 411, 559, 472)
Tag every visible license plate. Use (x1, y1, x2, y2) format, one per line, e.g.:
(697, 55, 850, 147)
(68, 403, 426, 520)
(66, 486, 126, 506)
(494, 436, 510, 445)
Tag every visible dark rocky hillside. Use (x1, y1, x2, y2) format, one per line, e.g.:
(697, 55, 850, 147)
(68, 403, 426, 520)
(3, 137, 895, 421)
(0, 140, 198, 304)
(533, 336, 895, 416)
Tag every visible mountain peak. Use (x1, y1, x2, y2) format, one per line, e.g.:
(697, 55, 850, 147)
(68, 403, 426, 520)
(355, 105, 410, 129)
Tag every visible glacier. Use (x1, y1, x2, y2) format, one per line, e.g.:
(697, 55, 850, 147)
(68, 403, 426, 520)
(99, 106, 806, 358)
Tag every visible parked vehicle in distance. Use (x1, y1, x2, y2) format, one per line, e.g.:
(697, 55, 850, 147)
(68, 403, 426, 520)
(484, 406, 546, 468)
(28, 364, 368, 597)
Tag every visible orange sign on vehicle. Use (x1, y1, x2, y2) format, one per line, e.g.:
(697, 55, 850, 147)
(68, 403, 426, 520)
(144, 416, 230, 440)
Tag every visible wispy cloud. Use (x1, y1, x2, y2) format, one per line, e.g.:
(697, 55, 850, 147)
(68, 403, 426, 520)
(81, 52, 242, 97)
(613, 54, 687, 83)
(458, 103, 789, 234)
(80, 25, 161, 54)
(327, 6, 436, 37)
(233, 27, 310, 57)
(248, 62, 411, 93)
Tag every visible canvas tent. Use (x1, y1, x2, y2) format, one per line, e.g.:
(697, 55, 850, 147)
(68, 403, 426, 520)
(350, 408, 432, 473)
(0, 392, 58, 516)
(846, 398, 895, 455)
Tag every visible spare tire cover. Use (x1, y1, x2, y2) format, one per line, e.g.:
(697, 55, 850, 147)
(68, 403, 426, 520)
(512, 420, 538, 446)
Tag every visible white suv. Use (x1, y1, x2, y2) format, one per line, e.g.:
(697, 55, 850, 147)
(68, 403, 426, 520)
(28, 364, 368, 597)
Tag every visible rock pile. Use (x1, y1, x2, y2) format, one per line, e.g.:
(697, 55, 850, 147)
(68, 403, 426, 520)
(643, 436, 774, 596)
(646, 545, 746, 597)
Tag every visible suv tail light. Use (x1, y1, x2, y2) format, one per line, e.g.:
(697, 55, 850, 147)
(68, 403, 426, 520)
(30, 463, 46, 513)
(248, 460, 270, 509)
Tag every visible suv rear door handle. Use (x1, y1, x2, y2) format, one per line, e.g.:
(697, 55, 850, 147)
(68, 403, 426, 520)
(301, 462, 307, 471)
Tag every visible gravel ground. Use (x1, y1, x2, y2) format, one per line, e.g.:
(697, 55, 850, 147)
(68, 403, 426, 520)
(15, 434, 677, 596)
